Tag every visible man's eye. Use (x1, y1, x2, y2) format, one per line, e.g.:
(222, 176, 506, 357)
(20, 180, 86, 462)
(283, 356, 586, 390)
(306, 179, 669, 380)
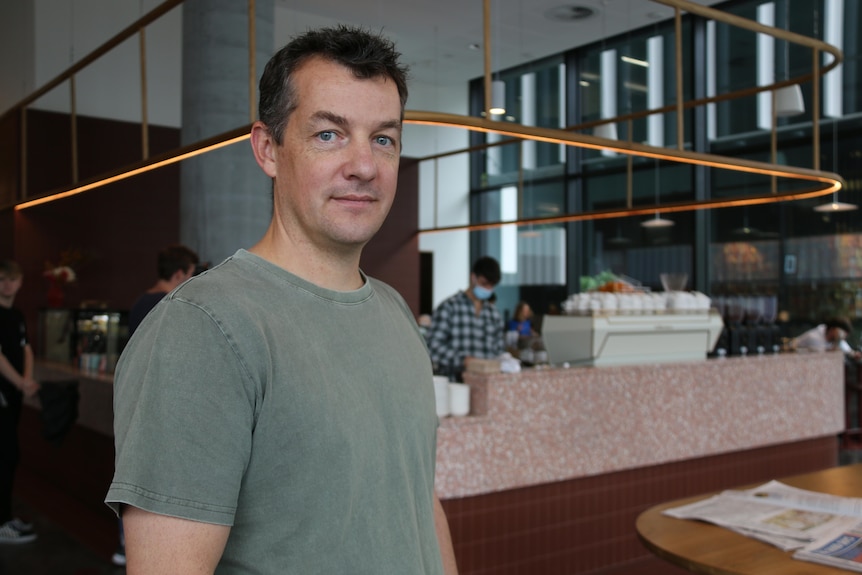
(375, 135, 393, 146)
(318, 131, 336, 142)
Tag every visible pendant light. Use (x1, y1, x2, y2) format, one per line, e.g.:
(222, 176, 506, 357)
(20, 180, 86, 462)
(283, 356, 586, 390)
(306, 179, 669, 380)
(490, 80, 506, 115)
(775, 84, 805, 117)
(593, 122, 618, 141)
(488, 3, 506, 116)
(641, 213, 675, 228)
(607, 221, 631, 245)
(813, 199, 857, 212)
(814, 120, 857, 212)
(775, 8, 805, 117)
(641, 159, 675, 228)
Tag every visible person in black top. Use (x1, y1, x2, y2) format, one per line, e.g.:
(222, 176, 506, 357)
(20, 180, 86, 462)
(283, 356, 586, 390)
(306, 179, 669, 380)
(112, 244, 200, 565)
(127, 245, 200, 336)
(0, 260, 39, 544)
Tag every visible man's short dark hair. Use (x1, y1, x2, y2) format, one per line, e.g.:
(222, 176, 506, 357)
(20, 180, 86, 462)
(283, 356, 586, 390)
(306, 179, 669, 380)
(0, 259, 22, 279)
(157, 245, 199, 280)
(826, 317, 853, 334)
(472, 256, 501, 286)
(258, 25, 409, 145)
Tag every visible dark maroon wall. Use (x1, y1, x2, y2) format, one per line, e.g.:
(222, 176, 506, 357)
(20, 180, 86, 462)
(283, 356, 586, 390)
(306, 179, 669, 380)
(0, 109, 21, 208)
(362, 157, 420, 317)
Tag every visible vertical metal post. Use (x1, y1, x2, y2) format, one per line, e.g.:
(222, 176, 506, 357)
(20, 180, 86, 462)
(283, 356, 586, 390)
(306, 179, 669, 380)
(626, 119, 633, 208)
(140, 28, 149, 160)
(771, 89, 777, 194)
(483, 0, 492, 117)
(675, 6, 684, 151)
(19, 110, 27, 200)
(518, 140, 524, 218)
(70, 75, 78, 184)
(248, 0, 257, 123)
(812, 48, 820, 170)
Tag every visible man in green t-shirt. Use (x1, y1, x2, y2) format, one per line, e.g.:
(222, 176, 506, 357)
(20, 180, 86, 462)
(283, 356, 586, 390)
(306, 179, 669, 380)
(106, 26, 457, 574)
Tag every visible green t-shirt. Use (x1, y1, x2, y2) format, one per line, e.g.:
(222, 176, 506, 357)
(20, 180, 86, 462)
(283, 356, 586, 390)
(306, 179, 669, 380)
(106, 250, 443, 574)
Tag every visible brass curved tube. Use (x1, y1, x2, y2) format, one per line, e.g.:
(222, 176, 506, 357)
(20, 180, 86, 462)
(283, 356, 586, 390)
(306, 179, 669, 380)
(406, 111, 844, 233)
(5, 0, 847, 222)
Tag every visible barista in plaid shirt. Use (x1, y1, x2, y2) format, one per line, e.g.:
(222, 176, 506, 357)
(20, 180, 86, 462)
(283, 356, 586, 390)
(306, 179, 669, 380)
(426, 256, 504, 381)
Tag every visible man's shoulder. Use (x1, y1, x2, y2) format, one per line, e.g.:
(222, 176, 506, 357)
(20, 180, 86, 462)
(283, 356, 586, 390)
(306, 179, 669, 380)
(0, 305, 23, 317)
(131, 291, 167, 312)
(0, 305, 25, 326)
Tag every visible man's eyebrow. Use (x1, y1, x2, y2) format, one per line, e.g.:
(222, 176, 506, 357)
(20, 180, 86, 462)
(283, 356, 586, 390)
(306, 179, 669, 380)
(309, 111, 348, 129)
(377, 119, 402, 133)
(308, 111, 401, 133)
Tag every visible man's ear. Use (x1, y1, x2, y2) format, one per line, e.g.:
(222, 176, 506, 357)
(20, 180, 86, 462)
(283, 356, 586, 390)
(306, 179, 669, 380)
(250, 121, 278, 178)
(169, 268, 187, 287)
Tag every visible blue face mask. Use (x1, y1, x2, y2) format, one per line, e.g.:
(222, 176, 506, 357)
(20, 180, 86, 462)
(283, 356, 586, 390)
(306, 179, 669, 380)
(473, 285, 494, 301)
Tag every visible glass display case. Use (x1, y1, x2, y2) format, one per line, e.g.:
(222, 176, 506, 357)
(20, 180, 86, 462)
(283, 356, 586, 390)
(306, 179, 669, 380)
(40, 308, 129, 373)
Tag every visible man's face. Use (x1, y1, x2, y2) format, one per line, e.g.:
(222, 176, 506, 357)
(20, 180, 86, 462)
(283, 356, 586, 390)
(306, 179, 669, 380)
(0, 273, 22, 300)
(827, 327, 847, 343)
(267, 56, 402, 252)
(470, 273, 497, 292)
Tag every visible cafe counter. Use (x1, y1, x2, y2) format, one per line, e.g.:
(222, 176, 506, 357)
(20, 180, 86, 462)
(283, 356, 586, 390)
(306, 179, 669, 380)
(436, 352, 843, 499)
(436, 352, 845, 574)
(31, 359, 115, 436)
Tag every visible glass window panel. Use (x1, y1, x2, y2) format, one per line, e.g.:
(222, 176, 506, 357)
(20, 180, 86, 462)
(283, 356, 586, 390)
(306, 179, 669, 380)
(586, 213, 695, 290)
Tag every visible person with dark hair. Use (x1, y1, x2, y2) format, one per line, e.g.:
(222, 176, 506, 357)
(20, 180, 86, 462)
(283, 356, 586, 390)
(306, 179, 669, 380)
(127, 244, 200, 336)
(112, 244, 199, 566)
(508, 301, 536, 337)
(792, 316, 861, 359)
(426, 256, 504, 381)
(0, 260, 39, 544)
(106, 26, 457, 573)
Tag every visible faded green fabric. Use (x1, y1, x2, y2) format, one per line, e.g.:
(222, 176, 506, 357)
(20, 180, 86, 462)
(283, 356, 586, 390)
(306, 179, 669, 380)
(106, 250, 442, 574)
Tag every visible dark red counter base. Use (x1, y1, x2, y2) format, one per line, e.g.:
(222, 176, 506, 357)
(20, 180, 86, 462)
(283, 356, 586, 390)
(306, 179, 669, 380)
(441, 436, 838, 575)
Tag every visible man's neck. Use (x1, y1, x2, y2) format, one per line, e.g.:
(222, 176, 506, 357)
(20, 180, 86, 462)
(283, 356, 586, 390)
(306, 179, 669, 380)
(250, 225, 365, 291)
(465, 288, 486, 314)
(147, 279, 174, 294)
(0, 295, 14, 309)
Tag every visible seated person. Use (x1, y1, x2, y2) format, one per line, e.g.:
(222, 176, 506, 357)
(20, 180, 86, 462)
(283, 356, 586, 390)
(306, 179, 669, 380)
(791, 316, 861, 359)
(507, 301, 536, 337)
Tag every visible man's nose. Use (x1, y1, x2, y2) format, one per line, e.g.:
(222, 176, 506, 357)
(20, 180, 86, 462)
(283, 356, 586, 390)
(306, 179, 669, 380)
(344, 140, 378, 181)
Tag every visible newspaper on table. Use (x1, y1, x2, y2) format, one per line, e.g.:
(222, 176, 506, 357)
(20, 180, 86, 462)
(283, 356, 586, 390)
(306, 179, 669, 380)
(663, 480, 862, 572)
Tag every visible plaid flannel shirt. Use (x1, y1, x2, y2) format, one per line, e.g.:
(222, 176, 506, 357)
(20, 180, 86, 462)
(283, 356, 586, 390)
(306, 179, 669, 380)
(426, 291, 503, 376)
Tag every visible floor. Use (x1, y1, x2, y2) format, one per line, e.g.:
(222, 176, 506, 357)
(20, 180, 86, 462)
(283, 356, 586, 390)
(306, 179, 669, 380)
(3, 439, 861, 575)
(0, 496, 121, 575)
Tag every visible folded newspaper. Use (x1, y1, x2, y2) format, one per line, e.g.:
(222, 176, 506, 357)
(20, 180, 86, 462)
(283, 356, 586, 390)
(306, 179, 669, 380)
(663, 480, 862, 572)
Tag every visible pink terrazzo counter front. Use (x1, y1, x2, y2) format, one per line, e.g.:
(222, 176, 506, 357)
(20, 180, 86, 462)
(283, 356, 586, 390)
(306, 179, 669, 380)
(435, 352, 845, 499)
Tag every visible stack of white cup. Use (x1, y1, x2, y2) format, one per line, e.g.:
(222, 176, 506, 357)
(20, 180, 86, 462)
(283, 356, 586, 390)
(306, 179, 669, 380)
(448, 383, 471, 416)
(433, 376, 450, 417)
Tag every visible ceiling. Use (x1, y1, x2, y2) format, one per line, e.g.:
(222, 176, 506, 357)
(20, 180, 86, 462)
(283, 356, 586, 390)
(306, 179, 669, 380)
(276, 0, 725, 87)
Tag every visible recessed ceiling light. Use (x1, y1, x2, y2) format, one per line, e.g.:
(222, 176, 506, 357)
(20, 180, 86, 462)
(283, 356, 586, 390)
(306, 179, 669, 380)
(544, 5, 595, 22)
(468, 43, 481, 51)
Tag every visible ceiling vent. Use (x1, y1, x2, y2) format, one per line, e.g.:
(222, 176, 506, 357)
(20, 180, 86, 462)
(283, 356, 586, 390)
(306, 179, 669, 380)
(544, 5, 595, 22)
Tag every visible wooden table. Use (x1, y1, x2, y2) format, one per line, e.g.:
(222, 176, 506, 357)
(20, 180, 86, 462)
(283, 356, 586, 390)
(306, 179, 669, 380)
(636, 463, 862, 574)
